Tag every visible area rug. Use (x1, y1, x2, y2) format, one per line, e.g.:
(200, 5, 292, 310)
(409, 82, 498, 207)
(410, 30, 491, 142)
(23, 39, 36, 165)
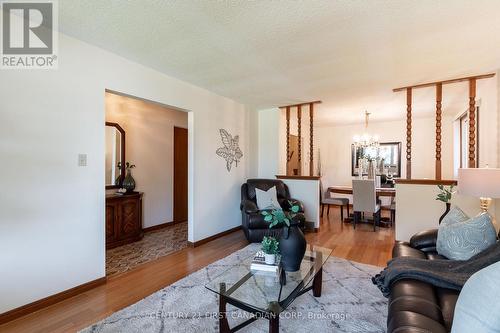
(84, 244, 387, 333)
(106, 222, 188, 275)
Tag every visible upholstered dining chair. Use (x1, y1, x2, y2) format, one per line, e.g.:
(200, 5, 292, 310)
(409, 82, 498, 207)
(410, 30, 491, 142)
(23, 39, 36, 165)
(352, 179, 381, 231)
(320, 182, 350, 222)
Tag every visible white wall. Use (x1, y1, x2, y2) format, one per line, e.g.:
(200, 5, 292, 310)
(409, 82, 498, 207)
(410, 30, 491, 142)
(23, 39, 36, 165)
(497, 72, 500, 220)
(315, 95, 498, 188)
(475, 78, 499, 169)
(280, 179, 320, 228)
(247, 107, 259, 179)
(105, 92, 188, 228)
(257, 108, 280, 178)
(0, 31, 251, 313)
(316, 116, 454, 187)
(396, 184, 498, 241)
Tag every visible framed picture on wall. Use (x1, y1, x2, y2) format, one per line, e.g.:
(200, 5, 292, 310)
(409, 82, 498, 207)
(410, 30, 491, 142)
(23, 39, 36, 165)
(351, 142, 402, 177)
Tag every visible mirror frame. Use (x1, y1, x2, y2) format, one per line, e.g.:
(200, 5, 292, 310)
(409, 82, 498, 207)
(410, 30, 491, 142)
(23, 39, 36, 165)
(105, 122, 126, 189)
(351, 141, 402, 178)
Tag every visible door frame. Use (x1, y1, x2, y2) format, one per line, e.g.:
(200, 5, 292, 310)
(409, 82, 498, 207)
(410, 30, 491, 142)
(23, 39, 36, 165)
(104, 89, 194, 245)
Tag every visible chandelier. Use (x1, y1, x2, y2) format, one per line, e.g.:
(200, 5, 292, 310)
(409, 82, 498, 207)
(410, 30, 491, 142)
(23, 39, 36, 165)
(353, 111, 380, 150)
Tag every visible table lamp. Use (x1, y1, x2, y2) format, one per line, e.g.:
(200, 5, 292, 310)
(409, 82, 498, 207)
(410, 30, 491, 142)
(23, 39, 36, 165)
(458, 168, 500, 231)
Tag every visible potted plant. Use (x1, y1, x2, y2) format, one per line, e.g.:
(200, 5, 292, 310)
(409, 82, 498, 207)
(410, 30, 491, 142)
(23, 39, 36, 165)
(436, 184, 455, 224)
(261, 202, 306, 272)
(261, 236, 279, 265)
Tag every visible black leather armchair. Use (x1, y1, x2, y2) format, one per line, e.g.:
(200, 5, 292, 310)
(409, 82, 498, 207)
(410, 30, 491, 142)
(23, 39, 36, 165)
(240, 179, 305, 243)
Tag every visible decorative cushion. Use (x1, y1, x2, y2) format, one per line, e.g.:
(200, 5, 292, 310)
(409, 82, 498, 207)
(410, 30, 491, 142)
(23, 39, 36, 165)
(255, 186, 281, 210)
(437, 207, 497, 260)
(440, 206, 469, 226)
(451, 261, 500, 333)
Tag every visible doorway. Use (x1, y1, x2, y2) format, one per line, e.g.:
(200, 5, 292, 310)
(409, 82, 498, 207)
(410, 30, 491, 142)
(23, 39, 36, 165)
(104, 91, 190, 276)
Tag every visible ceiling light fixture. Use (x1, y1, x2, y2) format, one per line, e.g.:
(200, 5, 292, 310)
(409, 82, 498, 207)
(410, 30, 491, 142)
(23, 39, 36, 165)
(353, 111, 380, 150)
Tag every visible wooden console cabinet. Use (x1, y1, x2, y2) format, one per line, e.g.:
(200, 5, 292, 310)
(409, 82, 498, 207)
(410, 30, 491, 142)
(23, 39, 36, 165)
(106, 192, 143, 249)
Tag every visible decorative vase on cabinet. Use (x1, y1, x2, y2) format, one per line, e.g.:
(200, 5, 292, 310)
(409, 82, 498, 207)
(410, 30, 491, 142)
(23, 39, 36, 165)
(122, 169, 136, 193)
(122, 162, 137, 193)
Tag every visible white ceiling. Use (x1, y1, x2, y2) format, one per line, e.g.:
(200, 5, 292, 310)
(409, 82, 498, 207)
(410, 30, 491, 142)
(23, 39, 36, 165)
(60, 0, 500, 125)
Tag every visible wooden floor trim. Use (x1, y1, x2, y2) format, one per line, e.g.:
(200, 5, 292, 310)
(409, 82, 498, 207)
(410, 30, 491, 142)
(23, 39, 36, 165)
(188, 226, 242, 247)
(0, 277, 107, 325)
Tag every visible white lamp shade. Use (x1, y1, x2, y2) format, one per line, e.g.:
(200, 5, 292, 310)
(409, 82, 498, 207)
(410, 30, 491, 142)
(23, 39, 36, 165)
(458, 168, 500, 198)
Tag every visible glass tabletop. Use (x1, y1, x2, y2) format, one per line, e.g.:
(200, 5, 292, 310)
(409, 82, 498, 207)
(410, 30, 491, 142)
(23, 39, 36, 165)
(205, 245, 332, 314)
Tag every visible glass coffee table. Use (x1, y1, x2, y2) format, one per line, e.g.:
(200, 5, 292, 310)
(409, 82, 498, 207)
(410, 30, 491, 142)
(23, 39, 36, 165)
(205, 246, 332, 333)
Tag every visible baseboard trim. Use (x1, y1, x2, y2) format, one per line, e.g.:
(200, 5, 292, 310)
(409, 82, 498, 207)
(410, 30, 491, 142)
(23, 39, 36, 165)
(304, 221, 317, 232)
(188, 226, 242, 248)
(0, 277, 107, 325)
(142, 220, 186, 233)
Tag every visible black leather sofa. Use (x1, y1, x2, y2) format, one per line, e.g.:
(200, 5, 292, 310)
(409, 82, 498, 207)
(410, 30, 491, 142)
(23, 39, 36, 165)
(388, 229, 458, 333)
(240, 179, 305, 243)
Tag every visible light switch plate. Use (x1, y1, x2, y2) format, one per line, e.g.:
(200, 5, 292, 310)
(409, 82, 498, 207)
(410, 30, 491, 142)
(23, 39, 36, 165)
(78, 154, 87, 167)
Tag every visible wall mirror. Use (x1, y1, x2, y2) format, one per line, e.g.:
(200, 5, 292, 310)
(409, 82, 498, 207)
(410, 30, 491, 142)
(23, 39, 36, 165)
(351, 142, 402, 177)
(105, 122, 125, 189)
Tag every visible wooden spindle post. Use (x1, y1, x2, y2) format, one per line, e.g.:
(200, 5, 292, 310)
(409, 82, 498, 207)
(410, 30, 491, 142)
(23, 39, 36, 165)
(468, 78, 476, 168)
(309, 103, 314, 176)
(435, 83, 442, 180)
(297, 105, 302, 175)
(406, 88, 412, 179)
(286, 106, 290, 175)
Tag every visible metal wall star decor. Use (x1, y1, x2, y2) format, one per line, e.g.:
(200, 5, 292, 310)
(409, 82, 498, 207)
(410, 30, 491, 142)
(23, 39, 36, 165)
(216, 129, 243, 172)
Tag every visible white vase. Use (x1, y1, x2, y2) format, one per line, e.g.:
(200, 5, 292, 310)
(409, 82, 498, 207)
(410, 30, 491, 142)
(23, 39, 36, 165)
(367, 160, 375, 179)
(264, 253, 276, 265)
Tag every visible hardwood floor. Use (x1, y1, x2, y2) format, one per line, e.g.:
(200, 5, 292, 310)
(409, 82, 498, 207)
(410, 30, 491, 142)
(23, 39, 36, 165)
(0, 207, 394, 333)
(308, 209, 395, 267)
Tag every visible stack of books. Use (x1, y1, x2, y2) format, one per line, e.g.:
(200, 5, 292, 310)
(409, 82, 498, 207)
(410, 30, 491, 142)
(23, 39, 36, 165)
(250, 251, 281, 275)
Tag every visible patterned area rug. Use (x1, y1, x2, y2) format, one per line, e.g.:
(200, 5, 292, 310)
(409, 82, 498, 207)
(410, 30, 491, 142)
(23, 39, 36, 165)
(85, 244, 387, 333)
(106, 222, 188, 275)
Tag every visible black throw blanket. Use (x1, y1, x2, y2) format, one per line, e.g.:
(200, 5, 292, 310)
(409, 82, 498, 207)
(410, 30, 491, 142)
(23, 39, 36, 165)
(372, 242, 500, 297)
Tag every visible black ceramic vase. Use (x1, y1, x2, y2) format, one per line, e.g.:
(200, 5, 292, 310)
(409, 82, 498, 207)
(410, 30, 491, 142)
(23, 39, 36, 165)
(279, 221, 306, 272)
(439, 202, 451, 224)
(122, 169, 136, 193)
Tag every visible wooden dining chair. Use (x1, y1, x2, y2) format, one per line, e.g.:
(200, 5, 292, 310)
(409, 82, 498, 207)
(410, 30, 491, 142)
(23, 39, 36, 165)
(352, 179, 381, 231)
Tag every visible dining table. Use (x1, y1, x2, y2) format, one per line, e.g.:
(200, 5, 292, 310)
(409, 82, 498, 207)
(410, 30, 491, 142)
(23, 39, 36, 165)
(327, 185, 396, 228)
(328, 185, 396, 198)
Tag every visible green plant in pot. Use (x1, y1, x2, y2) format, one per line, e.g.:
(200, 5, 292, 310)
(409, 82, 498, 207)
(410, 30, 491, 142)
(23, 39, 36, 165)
(261, 236, 279, 265)
(120, 162, 136, 193)
(436, 184, 455, 224)
(261, 201, 306, 272)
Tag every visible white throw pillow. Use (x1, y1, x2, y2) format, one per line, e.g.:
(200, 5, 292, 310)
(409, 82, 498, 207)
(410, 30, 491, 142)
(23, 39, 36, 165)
(451, 261, 500, 333)
(255, 186, 281, 210)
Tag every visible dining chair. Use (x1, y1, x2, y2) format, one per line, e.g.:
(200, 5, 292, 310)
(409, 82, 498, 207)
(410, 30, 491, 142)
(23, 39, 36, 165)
(352, 179, 381, 231)
(320, 182, 349, 222)
(380, 197, 396, 227)
(390, 201, 396, 226)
